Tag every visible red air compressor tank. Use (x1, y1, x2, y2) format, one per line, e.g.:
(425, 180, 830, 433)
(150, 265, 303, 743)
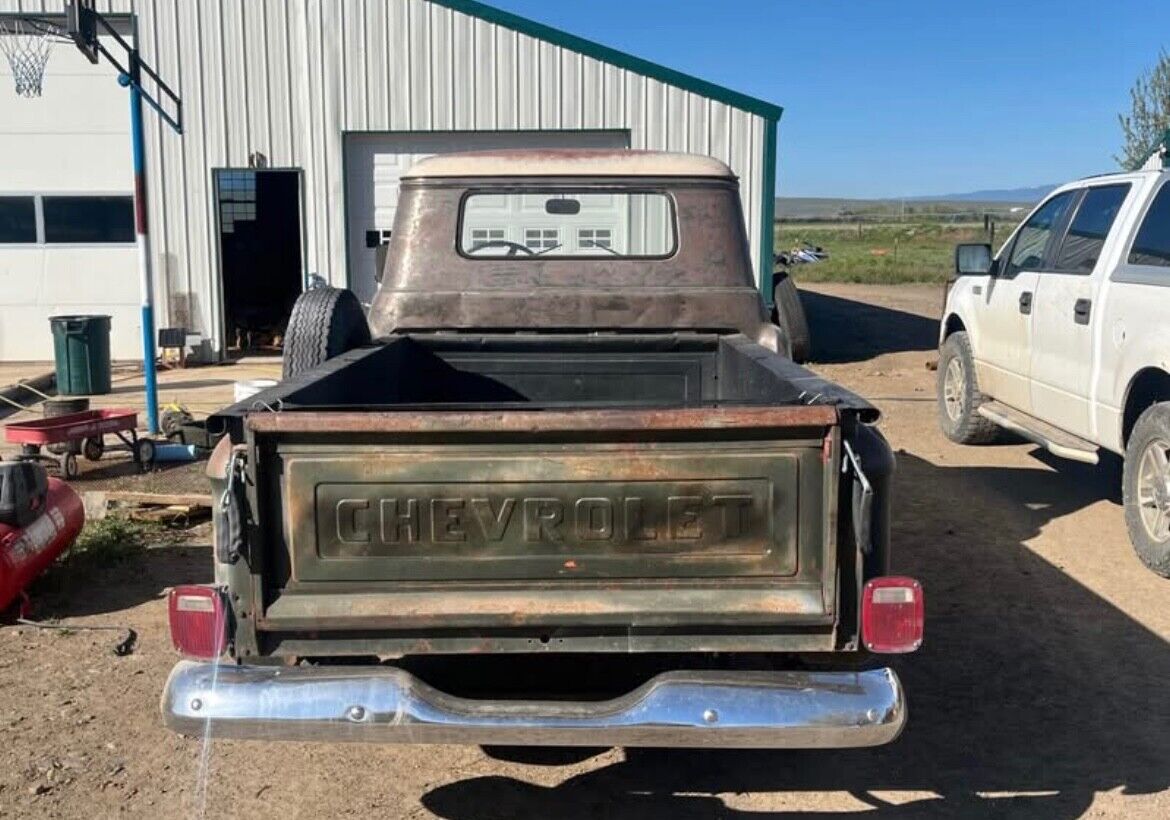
(0, 463, 85, 613)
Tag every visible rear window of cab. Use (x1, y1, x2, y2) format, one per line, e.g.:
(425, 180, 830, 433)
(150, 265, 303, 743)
(458, 190, 677, 260)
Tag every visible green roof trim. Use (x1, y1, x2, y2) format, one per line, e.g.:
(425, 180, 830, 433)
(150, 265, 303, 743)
(429, 0, 784, 121)
(759, 117, 778, 301)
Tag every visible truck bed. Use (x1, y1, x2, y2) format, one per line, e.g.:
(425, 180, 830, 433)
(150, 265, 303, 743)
(210, 332, 878, 659)
(219, 332, 876, 415)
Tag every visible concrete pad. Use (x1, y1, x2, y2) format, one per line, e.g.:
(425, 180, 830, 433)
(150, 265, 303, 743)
(0, 361, 55, 388)
(0, 358, 282, 459)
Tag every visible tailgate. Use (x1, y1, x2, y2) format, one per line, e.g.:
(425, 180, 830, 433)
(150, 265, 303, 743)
(248, 406, 841, 630)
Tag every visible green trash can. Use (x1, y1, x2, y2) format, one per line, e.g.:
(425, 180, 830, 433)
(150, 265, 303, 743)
(49, 315, 112, 396)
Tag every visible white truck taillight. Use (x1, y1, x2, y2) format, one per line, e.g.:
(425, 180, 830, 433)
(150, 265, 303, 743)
(168, 585, 228, 659)
(862, 577, 924, 654)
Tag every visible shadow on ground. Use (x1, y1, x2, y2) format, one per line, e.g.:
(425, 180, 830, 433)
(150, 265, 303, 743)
(423, 287, 1164, 819)
(802, 290, 940, 364)
(422, 452, 1170, 818)
(107, 377, 235, 395)
(19, 544, 213, 620)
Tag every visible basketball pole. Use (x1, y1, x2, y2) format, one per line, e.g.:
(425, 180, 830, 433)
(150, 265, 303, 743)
(56, 2, 183, 435)
(119, 56, 159, 435)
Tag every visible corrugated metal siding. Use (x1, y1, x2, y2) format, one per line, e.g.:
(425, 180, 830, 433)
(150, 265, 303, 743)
(1, 0, 770, 355)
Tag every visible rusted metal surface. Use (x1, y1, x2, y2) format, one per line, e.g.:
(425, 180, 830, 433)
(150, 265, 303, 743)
(195, 161, 896, 665)
(402, 150, 737, 179)
(264, 629, 839, 657)
(366, 178, 769, 339)
(273, 440, 825, 584)
(205, 435, 232, 480)
(247, 405, 838, 435)
(258, 585, 831, 632)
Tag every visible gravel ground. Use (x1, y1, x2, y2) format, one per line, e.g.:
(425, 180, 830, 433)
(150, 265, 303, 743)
(1, 282, 1167, 819)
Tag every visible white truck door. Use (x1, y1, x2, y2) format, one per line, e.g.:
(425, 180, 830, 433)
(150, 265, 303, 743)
(976, 191, 1078, 412)
(1096, 177, 1170, 451)
(1030, 183, 1133, 438)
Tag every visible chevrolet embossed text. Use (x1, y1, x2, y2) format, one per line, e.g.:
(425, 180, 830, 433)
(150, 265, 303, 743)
(315, 480, 774, 554)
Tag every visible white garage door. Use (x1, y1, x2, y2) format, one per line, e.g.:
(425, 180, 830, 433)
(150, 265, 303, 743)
(343, 130, 630, 303)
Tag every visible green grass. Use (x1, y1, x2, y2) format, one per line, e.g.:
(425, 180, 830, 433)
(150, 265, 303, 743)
(41, 516, 186, 585)
(776, 220, 1017, 284)
(69, 517, 154, 565)
(21, 515, 192, 611)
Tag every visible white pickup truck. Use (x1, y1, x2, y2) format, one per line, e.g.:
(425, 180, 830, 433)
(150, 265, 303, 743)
(938, 167, 1170, 577)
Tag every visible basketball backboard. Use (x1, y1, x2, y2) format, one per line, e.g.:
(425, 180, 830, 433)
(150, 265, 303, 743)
(64, 0, 97, 64)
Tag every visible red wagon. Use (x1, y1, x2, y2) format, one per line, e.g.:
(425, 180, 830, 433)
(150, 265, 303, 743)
(4, 409, 156, 479)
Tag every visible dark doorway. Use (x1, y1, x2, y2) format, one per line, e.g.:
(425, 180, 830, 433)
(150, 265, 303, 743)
(215, 169, 303, 356)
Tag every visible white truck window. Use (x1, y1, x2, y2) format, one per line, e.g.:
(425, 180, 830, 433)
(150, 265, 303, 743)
(1129, 181, 1170, 268)
(1053, 184, 1131, 273)
(1005, 191, 1076, 276)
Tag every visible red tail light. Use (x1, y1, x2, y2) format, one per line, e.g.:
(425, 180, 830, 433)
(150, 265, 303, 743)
(862, 577, 924, 654)
(168, 585, 228, 659)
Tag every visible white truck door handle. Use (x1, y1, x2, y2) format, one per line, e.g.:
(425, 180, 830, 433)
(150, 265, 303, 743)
(1074, 299, 1091, 325)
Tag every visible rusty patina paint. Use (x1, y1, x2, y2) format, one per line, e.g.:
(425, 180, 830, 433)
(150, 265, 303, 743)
(257, 585, 831, 632)
(247, 405, 838, 435)
(203, 158, 895, 663)
(366, 179, 771, 339)
(206, 436, 233, 480)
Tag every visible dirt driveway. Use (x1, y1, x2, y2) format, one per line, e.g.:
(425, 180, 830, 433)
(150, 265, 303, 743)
(1, 283, 1167, 819)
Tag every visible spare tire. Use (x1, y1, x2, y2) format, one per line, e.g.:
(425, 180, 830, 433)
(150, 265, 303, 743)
(282, 287, 371, 380)
(772, 272, 811, 363)
(44, 398, 89, 455)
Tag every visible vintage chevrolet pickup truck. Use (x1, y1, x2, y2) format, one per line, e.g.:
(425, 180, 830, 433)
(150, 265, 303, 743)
(161, 150, 922, 749)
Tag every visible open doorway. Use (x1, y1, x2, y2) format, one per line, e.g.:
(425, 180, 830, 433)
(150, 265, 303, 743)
(215, 169, 304, 356)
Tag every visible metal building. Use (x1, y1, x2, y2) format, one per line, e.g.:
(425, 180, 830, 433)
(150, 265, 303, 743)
(0, 0, 781, 361)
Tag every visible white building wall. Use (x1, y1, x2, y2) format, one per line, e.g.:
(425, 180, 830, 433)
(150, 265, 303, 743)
(0, 5, 139, 360)
(0, 0, 771, 358)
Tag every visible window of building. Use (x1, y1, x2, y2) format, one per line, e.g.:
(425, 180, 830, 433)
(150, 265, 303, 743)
(470, 228, 506, 243)
(218, 171, 258, 234)
(42, 196, 134, 243)
(1129, 181, 1170, 268)
(578, 228, 613, 252)
(0, 196, 37, 243)
(462, 228, 509, 256)
(524, 228, 561, 251)
(1053, 184, 1131, 273)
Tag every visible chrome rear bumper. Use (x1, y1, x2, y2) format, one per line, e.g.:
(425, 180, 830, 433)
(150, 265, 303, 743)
(162, 661, 905, 748)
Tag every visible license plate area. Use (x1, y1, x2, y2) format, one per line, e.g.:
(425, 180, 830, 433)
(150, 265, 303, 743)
(281, 442, 822, 583)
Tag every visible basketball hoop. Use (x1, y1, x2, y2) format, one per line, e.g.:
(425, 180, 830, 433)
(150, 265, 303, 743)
(0, 18, 64, 98)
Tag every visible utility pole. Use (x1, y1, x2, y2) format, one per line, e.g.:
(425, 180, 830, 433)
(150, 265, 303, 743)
(120, 56, 159, 434)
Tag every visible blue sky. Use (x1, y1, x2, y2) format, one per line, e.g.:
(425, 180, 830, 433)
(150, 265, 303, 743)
(486, 0, 1170, 199)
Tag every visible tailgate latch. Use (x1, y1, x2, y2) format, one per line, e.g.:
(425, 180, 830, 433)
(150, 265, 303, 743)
(216, 449, 248, 564)
(842, 439, 874, 555)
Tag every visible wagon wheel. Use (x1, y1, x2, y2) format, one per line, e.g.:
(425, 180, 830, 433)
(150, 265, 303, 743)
(83, 437, 105, 462)
(60, 453, 80, 480)
(134, 438, 156, 473)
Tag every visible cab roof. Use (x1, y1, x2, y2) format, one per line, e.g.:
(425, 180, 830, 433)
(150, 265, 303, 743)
(404, 149, 736, 179)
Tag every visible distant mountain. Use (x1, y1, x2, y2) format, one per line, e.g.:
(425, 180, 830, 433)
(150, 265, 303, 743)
(776, 186, 1053, 220)
(909, 185, 1055, 203)
(776, 194, 1036, 221)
